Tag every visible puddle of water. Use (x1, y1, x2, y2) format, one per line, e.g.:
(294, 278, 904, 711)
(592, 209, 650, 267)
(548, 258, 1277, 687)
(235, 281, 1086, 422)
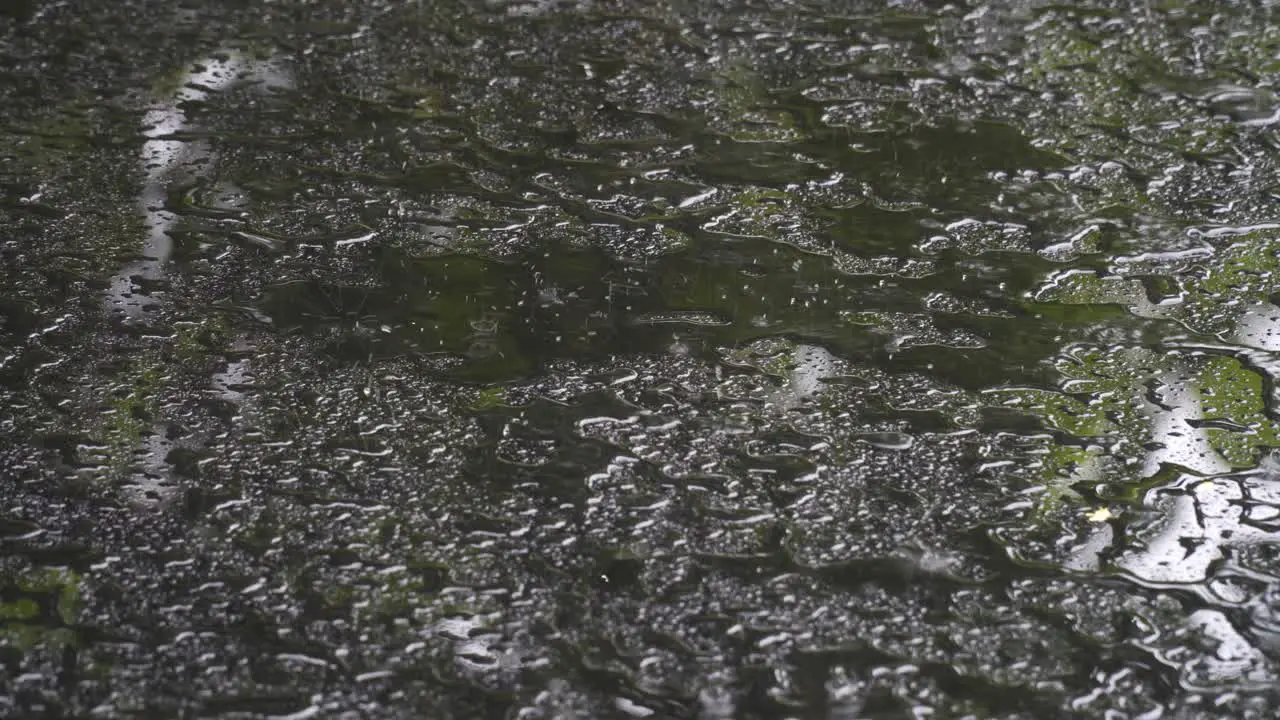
(4, 0, 1280, 717)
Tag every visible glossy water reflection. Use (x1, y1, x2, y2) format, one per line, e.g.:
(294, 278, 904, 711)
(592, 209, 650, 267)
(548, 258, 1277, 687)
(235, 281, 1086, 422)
(3, 0, 1280, 717)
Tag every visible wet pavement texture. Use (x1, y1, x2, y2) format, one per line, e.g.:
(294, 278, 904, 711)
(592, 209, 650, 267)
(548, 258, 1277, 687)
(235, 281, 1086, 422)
(3, 0, 1280, 717)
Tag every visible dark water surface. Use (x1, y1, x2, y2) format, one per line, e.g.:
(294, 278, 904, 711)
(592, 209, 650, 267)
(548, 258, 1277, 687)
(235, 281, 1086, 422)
(3, 0, 1280, 716)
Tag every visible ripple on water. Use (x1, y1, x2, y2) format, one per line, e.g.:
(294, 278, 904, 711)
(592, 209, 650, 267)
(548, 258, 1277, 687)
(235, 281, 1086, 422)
(5, 0, 1280, 716)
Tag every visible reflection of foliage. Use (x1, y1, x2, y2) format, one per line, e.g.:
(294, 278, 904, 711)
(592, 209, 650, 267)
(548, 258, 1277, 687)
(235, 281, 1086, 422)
(1017, 7, 1244, 163)
(1039, 228, 1280, 336)
(1, 567, 82, 650)
(174, 316, 232, 360)
(81, 317, 233, 481)
(472, 386, 507, 411)
(1177, 231, 1280, 336)
(704, 55, 802, 143)
(985, 346, 1148, 514)
(1197, 355, 1280, 467)
(88, 363, 164, 479)
(990, 339, 1280, 515)
(1014, 219, 1280, 513)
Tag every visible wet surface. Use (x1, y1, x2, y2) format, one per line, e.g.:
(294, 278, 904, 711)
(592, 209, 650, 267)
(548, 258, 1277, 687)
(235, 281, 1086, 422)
(3, 0, 1280, 716)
